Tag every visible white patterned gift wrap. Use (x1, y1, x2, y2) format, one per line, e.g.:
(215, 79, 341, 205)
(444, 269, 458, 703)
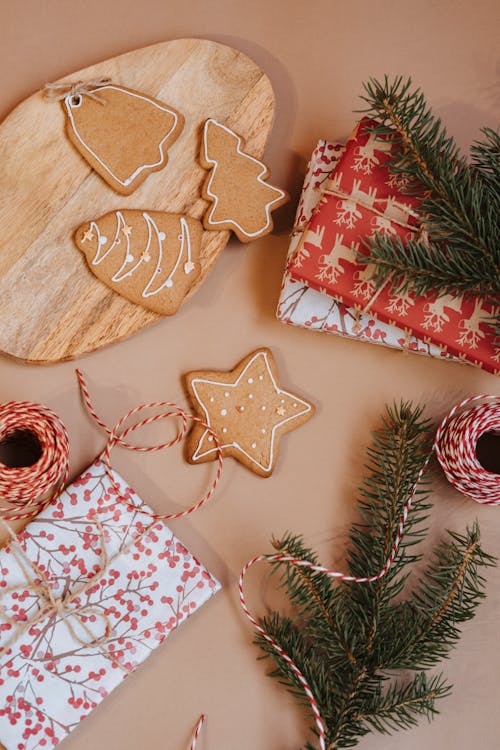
(0, 461, 220, 750)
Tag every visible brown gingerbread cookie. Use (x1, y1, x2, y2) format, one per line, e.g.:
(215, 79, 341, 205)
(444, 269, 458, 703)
(200, 118, 289, 242)
(184, 347, 314, 477)
(60, 82, 184, 194)
(74, 210, 202, 315)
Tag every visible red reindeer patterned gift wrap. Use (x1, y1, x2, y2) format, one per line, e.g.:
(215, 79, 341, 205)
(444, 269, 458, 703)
(288, 120, 499, 374)
(278, 138, 460, 362)
(0, 461, 220, 750)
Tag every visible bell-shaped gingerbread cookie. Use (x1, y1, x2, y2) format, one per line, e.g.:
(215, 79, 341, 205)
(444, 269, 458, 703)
(59, 82, 184, 194)
(74, 210, 202, 315)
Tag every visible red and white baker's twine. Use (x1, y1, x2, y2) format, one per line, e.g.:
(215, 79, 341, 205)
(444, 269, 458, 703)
(434, 395, 500, 504)
(189, 715, 205, 750)
(75, 369, 223, 522)
(0, 401, 69, 520)
(239, 394, 499, 750)
(0, 373, 223, 524)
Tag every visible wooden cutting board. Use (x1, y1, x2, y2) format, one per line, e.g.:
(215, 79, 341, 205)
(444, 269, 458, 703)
(0, 38, 276, 364)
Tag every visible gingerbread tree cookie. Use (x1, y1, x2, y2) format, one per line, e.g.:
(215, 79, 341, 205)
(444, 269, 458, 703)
(200, 119, 289, 242)
(56, 81, 184, 194)
(74, 210, 202, 315)
(184, 348, 314, 477)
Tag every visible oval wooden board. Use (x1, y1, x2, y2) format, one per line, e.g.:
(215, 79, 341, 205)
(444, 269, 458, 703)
(0, 38, 275, 364)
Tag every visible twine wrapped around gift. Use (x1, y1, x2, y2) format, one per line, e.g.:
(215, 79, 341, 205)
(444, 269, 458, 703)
(0, 518, 116, 658)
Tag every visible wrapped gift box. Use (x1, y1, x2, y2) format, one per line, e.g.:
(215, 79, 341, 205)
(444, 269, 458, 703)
(277, 137, 461, 364)
(286, 121, 499, 374)
(0, 461, 220, 750)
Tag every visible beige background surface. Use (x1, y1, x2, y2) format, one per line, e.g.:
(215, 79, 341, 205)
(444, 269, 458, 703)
(1, 1, 499, 749)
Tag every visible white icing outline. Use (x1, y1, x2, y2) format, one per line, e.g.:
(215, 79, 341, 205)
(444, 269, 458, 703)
(65, 85, 181, 187)
(190, 350, 312, 472)
(202, 119, 287, 238)
(90, 211, 192, 298)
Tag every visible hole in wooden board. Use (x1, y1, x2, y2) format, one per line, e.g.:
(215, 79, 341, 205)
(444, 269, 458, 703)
(476, 432, 500, 475)
(0, 429, 43, 468)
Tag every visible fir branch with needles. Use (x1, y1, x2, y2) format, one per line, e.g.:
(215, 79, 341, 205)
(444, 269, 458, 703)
(357, 76, 500, 335)
(255, 403, 495, 749)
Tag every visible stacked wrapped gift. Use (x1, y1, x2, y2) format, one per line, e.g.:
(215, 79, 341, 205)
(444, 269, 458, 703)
(278, 120, 499, 374)
(0, 461, 220, 750)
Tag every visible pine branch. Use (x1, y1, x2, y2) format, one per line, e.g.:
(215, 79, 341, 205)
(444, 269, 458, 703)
(254, 403, 495, 749)
(356, 76, 500, 329)
(269, 533, 356, 663)
(471, 127, 500, 187)
(363, 234, 498, 299)
(352, 673, 451, 733)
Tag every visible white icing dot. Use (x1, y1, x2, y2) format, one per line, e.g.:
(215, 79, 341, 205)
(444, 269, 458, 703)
(251, 442, 257, 449)
(158, 232, 166, 241)
(99, 236, 107, 245)
(222, 427, 228, 433)
(248, 377, 254, 384)
(261, 428, 266, 434)
(208, 436, 213, 442)
(165, 279, 173, 288)
(220, 409, 227, 416)
(280, 399, 285, 404)
(261, 405, 266, 411)
(259, 375, 264, 380)
(224, 391, 230, 397)
(293, 402, 298, 407)
(209, 397, 215, 403)
(248, 393, 254, 399)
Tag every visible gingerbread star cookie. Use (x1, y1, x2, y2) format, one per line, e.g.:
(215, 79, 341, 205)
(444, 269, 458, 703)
(200, 118, 289, 242)
(184, 348, 314, 477)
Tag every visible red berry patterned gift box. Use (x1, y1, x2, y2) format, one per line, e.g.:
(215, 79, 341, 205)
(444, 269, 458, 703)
(287, 119, 499, 374)
(0, 461, 220, 750)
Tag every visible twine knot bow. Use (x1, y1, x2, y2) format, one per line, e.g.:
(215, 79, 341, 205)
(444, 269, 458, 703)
(0, 520, 112, 655)
(44, 77, 112, 105)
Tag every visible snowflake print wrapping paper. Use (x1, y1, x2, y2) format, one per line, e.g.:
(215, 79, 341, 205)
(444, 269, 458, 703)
(285, 119, 499, 374)
(0, 461, 220, 750)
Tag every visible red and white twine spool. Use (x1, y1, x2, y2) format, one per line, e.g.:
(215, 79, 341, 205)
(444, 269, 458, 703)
(434, 395, 500, 504)
(239, 394, 500, 750)
(0, 401, 69, 521)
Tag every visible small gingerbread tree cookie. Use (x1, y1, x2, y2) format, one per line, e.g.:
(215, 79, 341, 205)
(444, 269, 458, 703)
(200, 119, 289, 242)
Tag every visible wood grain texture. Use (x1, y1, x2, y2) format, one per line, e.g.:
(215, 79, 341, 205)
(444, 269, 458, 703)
(0, 38, 276, 364)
